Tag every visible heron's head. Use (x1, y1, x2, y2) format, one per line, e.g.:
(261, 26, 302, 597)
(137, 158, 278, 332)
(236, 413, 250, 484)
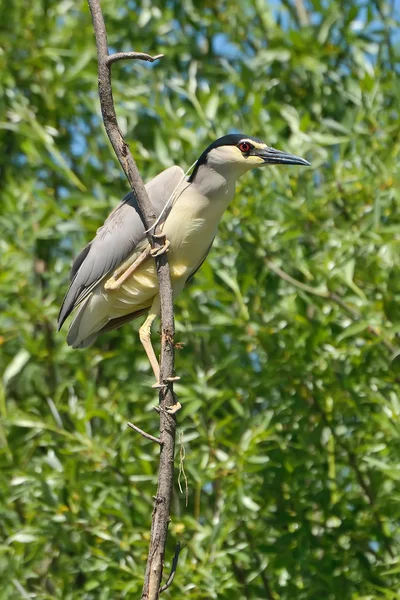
(189, 133, 310, 182)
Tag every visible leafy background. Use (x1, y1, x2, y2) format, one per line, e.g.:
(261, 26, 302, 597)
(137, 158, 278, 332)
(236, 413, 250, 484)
(1, 0, 400, 597)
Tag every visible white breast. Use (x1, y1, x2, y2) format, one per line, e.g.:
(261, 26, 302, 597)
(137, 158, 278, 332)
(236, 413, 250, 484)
(163, 179, 235, 282)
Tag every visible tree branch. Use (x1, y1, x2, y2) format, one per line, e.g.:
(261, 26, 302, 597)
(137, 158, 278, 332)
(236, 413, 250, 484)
(88, 0, 157, 231)
(268, 259, 397, 558)
(87, 2, 178, 598)
(127, 422, 161, 445)
(293, 0, 310, 26)
(107, 51, 164, 66)
(266, 260, 398, 356)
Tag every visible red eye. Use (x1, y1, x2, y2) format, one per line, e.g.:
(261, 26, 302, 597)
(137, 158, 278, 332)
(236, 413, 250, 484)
(238, 141, 252, 153)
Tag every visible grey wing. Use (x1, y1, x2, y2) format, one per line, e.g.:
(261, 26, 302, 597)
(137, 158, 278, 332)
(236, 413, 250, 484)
(58, 165, 184, 329)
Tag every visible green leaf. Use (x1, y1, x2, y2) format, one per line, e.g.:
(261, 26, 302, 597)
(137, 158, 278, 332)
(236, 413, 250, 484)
(7, 532, 37, 544)
(337, 321, 369, 342)
(3, 350, 30, 386)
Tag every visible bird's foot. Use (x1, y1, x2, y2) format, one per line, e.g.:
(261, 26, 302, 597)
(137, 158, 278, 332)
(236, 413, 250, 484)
(150, 239, 170, 257)
(151, 375, 180, 389)
(105, 246, 151, 290)
(153, 401, 182, 415)
(152, 381, 166, 389)
(165, 401, 182, 414)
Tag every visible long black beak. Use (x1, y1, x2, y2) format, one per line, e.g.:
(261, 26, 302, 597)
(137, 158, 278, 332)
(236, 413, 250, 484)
(259, 147, 311, 167)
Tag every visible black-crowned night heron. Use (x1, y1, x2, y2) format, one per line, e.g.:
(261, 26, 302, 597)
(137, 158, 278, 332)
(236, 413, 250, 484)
(58, 134, 309, 384)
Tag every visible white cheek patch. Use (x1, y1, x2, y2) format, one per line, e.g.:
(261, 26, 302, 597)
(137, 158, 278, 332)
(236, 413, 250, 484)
(207, 146, 243, 165)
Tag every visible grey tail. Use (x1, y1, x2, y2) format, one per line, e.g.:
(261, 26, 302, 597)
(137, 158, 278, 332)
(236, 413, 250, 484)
(67, 308, 148, 349)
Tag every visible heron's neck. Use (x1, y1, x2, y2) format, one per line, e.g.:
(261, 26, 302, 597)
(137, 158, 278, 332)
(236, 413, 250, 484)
(190, 163, 238, 204)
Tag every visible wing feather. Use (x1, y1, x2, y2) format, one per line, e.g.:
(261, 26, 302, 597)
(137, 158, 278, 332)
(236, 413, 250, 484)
(58, 166, 184, 329)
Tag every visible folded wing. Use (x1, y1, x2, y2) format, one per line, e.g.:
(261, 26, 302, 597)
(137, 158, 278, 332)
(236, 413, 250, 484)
(58, 165, 184, 329)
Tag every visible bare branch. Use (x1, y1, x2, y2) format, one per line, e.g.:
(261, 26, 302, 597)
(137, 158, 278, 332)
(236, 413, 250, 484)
(87, 0, 157, 231)
(87, 1, 179, 598)
(127, 422, 161, 445)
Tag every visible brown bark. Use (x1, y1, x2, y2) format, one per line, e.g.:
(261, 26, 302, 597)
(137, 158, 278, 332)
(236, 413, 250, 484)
(87, 2, 180, 596)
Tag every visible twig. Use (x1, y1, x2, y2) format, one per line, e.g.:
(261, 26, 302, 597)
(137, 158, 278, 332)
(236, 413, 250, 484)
(266, 260, 397, 355)
(87, 0, 158, 232)
(159, 542, 185, 594)
(107, 52, 164, 66)
(127, 422, 161, 445)
(293, 0, 310, 26)
(87, 2, 178, 598)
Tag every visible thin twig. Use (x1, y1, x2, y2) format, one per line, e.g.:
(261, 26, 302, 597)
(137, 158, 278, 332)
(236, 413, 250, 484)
(268, 263, 398, 559)
(267, 260, 397, 355)
(128, 422, 161, 445)
(159, 542, 185, 594)
(107, 52, 164, 66)
(87, 0, 157, 232)
(293, 0, 310, 26)
(87, 2, 178, 598)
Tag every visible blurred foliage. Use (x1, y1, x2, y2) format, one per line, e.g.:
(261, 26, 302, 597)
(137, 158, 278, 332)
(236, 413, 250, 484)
(1, 0, 400, 598)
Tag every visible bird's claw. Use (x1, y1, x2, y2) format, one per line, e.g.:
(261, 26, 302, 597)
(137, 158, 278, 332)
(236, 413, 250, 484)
(165, 402, 182, 414)
(150, 239, 170, 257)
(152, 381, 167, 389)
(151, 375, 180, 389)
(104, 279, 119, 291)
(152, 402, 182, 415)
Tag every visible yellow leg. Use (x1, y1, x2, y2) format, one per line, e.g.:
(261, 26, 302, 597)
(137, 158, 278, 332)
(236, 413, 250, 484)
(105, 239, 170, 292)
(105, 246, 151, 291)
(139, 298, 160, 383)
